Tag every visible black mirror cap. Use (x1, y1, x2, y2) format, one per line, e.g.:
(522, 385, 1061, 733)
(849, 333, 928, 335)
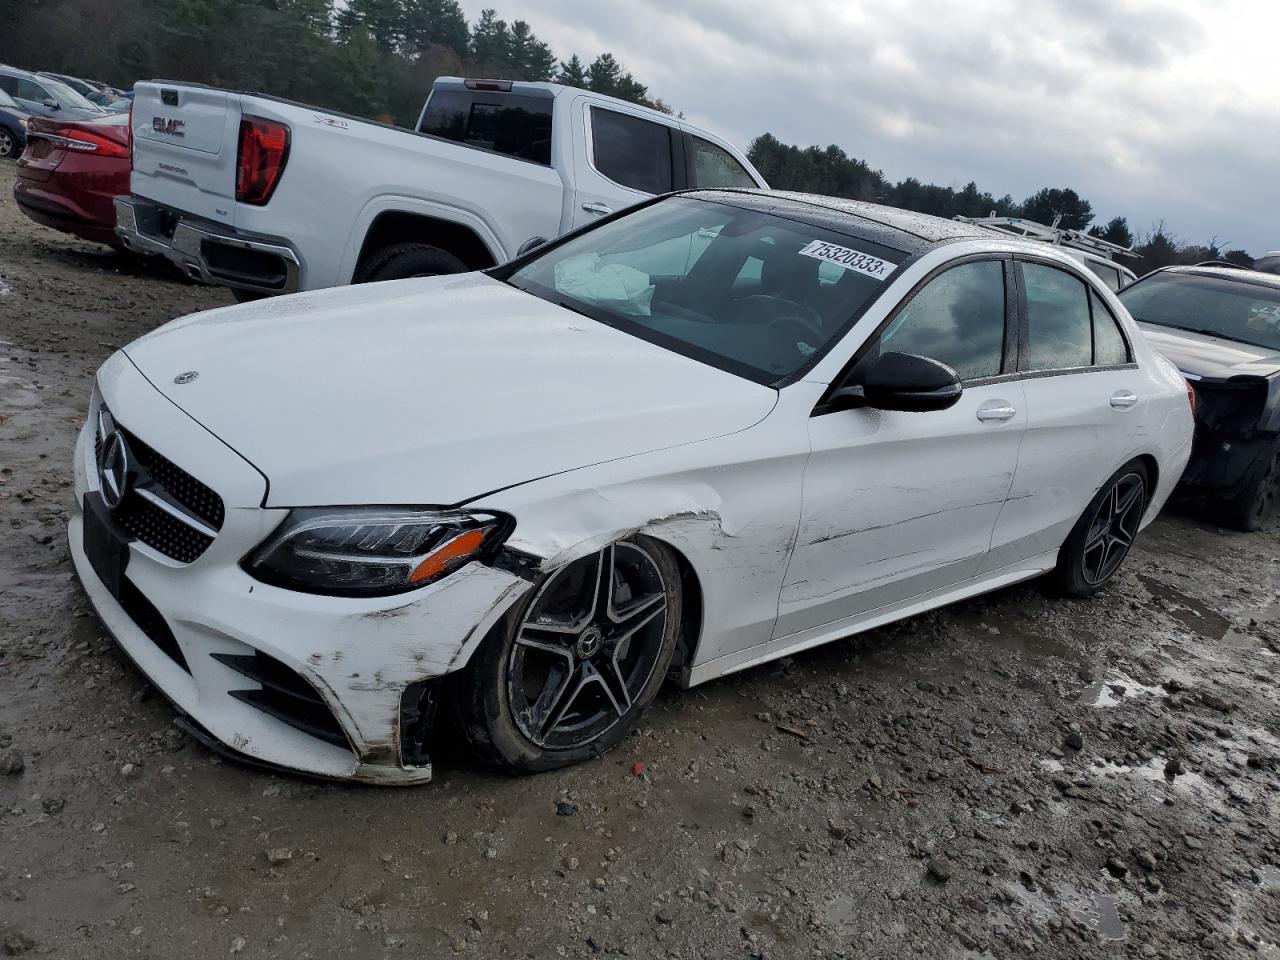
(863, 352, 963, 412)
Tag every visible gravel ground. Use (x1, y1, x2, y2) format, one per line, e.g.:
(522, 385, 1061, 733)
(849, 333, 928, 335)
(1, 160, 1278, 960)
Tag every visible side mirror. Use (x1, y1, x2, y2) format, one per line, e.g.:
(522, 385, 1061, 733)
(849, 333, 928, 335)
(517, 236, 548, 257)
(43, 98, 59, 109)
(831, 352, 963, 413)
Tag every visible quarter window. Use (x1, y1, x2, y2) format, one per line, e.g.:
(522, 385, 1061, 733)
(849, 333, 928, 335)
(689, 136, 756, 188)
(590, 108, 674, 194)
(1086, 260, 1122, 292)
(1091, 289, 1130, 365)
(1023, 263, 1092, 370)
(875, 260, 1006, 381)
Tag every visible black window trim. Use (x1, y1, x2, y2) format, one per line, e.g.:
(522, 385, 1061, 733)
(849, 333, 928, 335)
(1014, 254, 1137, 378)
(814, 252, 1017, 416)
(586, 104, 681, 195)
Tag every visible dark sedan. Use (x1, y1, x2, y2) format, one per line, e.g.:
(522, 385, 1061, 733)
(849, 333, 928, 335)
(1120, 265, 1280, 530)
(0, 88, 30, 159)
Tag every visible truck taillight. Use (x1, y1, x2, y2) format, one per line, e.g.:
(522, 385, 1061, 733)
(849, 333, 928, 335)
(236, 117, 289, 205)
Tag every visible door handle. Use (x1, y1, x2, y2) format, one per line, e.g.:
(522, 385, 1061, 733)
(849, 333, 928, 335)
(1110, 390, 1138, 410)
(581, 202, 613, 216)
(976, 401, 1017, 423)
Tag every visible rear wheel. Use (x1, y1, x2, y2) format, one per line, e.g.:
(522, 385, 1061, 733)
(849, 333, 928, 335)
(1052, 461, 1150, 597)
(451, 537, 681, 774)
(1220, 443, 1280, 532)
(354, 243, 467, 284)
(0, 127, 16, 160)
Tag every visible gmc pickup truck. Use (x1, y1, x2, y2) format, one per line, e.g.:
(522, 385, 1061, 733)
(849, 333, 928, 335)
(115, 77, 767, 298)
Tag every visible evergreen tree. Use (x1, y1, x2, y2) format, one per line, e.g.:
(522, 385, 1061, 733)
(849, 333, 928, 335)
(586, 53, 622, 94)
(557, 54, 588, 87)
(1020, 187, 1094, 231)
(470, 8, 510, 68)
(1088, 216, 1135, 248)
(507, 20, 555, 80)
(402, 0, 468, 57)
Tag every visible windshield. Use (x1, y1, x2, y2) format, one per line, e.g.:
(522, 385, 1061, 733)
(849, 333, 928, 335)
(505, 196, 908, 384)
(39, 76, 100, 111)
(1118, 272, 1280, 352)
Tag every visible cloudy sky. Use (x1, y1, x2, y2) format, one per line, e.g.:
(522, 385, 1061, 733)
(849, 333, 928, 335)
(458, 0, 1278, 254)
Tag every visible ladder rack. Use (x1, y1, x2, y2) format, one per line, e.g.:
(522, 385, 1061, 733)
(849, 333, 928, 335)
(954, 215, 1138, 261)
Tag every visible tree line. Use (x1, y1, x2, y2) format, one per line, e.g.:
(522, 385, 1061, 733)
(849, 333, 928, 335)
(748, 134, 1256, 274)
(0, 0, 670, 125)
(1, 0, 1250, 267)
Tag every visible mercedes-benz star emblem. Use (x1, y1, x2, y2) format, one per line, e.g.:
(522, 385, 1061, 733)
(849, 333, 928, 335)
(173, 370, 199, 385)
(97, 430, 132, 510)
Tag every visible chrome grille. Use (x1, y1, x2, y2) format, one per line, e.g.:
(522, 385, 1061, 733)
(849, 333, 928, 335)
(94, 404, 225, 563)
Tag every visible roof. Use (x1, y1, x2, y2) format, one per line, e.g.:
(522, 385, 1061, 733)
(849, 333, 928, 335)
(685, 189, 1010, 256)
(1166, 264, 1280, 291)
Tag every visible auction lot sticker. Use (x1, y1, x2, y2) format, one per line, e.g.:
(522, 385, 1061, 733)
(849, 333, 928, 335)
(798, 240, 893, 280)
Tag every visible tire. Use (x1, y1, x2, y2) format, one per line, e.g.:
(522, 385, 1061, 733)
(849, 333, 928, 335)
(354, 243, 467, 284)
(450, 536, 682, 774)
(0, 127, 16, 160)
(1219, 443, 1280, 532)
(1052, 460, 1151, 598)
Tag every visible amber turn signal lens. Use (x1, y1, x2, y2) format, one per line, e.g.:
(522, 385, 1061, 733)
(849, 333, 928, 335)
(408, 529, 488, 584)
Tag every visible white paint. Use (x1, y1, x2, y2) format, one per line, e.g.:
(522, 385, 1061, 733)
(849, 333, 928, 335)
(71, 221, 1194, 784)
(126, 79, 765, 292)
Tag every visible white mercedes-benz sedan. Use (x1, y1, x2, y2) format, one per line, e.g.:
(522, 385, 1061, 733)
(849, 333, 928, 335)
(70, 191, 1194, 784)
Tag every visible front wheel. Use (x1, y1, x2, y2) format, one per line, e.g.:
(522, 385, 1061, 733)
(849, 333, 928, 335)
(451, 537, 682, 774)
(1052, 461, 1150, 597)
(1219, 443, 1280, 532)
(0, 127, 17, 160)
(354, 243, 467, 284)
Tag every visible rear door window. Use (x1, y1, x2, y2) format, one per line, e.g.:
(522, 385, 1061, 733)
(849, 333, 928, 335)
(1022, 262, 1093, 371)
(590, 107, 674, 194)
(418, 90, 553, 165)
(688, 135, 756, 188)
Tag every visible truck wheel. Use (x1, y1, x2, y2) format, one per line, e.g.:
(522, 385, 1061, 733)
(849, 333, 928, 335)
(0, 127, 17, 160)
(1220, 444, 1280, 532)
(355, 243, 468, 284)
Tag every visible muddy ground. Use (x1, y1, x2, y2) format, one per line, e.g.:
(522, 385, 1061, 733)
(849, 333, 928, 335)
(0, 160, 1277, 960)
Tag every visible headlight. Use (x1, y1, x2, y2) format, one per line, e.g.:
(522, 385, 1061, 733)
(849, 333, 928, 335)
(18, 118, 27, 129)
(244, 507, 510, 597)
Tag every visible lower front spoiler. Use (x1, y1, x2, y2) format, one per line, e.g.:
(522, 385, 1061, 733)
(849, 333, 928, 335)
(68, 516, 433, 786)
(113, 195, 302, 295)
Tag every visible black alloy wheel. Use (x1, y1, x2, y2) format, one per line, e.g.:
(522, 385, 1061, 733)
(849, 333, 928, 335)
(1080, 471, 1147, 585)
(451, 536, 682, 774)
(508, 542, 669, 749)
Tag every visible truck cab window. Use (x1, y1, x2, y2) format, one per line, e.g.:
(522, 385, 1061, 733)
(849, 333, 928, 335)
(590, 108, 674, 194)
(418, 90, 553, 166)
(689, 136, 756, 188)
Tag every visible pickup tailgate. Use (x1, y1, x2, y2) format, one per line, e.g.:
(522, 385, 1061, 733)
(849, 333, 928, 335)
(130, 82, 241, 223)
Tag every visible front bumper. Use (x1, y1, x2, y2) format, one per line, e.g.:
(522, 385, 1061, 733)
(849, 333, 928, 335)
(70, 355, 532, 783)
(114, 195, 302, 295)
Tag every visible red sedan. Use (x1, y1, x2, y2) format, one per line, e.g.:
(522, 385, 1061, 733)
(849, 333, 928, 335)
(14, 111, 130, 249)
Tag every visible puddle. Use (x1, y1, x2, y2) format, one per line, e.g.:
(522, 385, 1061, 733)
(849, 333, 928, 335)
(0, 278, 12, 297)
(1081, 674, 1165, 708)
(1139, 574, 1231, 637)
(1085, 894, 1127, 941)
(1089, 758, 1211, 796)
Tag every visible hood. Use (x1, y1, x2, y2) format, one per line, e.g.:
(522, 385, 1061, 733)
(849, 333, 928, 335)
(1137, 322, 1280, 381)
(123, 274, 777, 506)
